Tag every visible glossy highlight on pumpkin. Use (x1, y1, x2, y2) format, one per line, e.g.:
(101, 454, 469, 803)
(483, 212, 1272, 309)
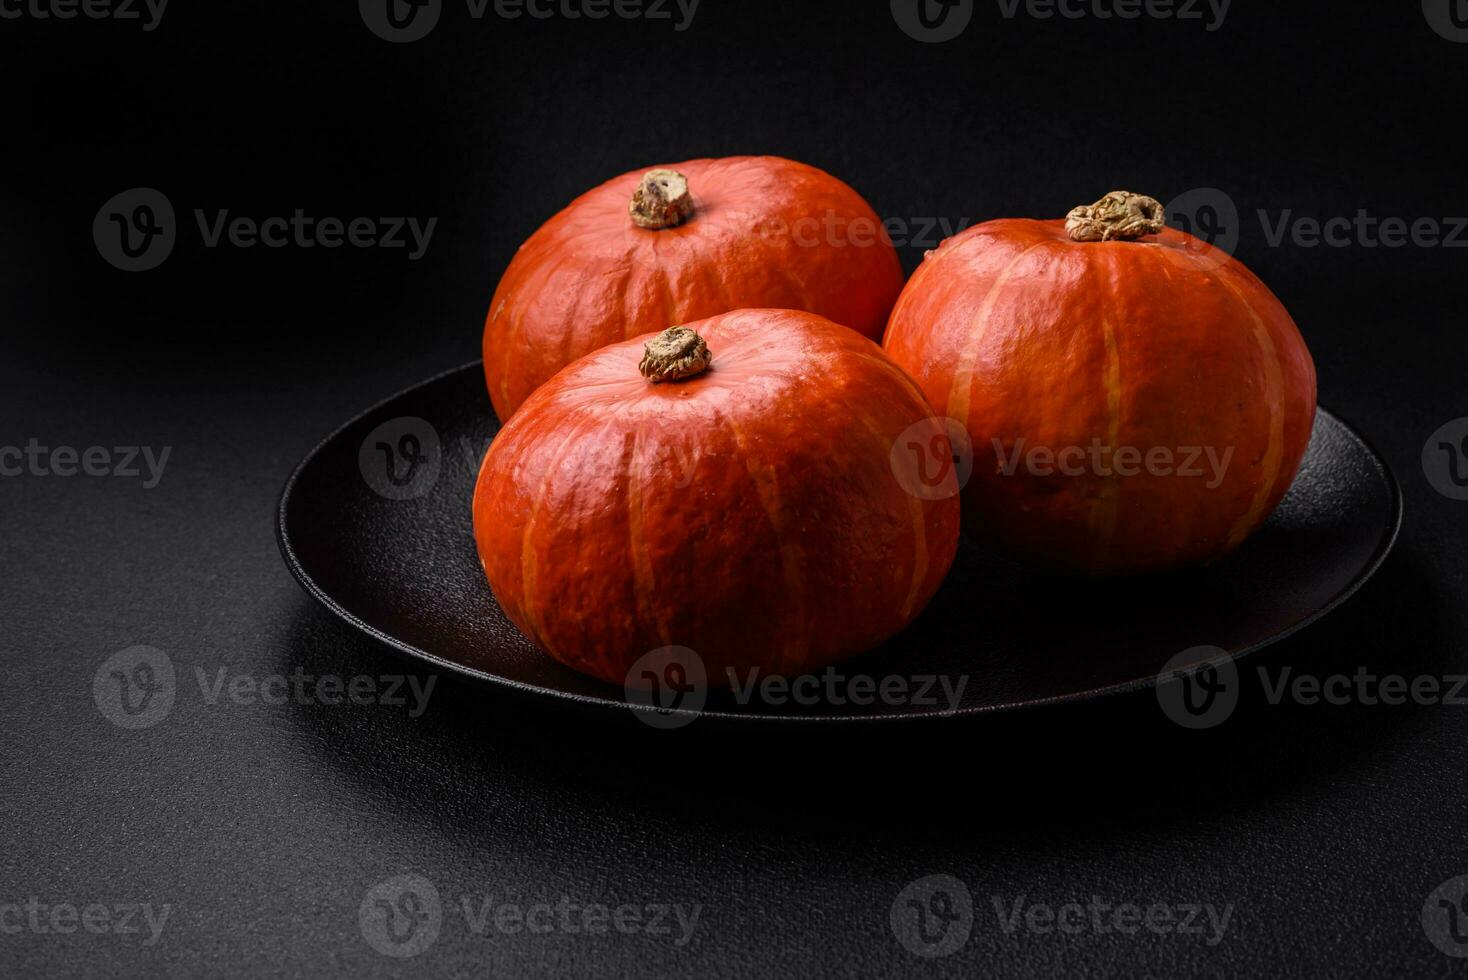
(883, 213, 1318, 575)
(473, 309, 962, 687)
(482, 156, 906, 419)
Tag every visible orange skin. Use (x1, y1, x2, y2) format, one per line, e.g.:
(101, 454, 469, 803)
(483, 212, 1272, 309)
(883, 219, 1317, 575)
(473, 309, 961, 687)
(483, 156, 906, 420)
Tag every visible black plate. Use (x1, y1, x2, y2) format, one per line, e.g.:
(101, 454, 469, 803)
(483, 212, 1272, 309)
(277, 362, 1402, 725)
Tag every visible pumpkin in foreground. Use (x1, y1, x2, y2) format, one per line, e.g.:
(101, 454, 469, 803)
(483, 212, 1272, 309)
(482, 156, 906, 420)
(473, 309, 962, 687)
(883, 191, 1318, 575)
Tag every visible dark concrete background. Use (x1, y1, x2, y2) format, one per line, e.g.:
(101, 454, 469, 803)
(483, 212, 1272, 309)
(2, 1, 1466, 975)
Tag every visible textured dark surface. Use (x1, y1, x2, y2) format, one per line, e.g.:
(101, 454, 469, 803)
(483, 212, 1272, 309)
(4, 2, 1468, 978)
(280, 366, 1399, 723)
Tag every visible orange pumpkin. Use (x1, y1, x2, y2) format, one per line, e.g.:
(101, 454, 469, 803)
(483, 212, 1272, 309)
(482, 156, 905, 419)
(883, 191, 1317, 575)
(473, 309, 961, 686)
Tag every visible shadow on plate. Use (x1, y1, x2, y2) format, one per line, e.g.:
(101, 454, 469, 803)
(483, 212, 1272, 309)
(272, 537, 1445, 860)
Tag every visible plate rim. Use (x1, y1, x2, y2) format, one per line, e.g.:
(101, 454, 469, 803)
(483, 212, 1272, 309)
(276, 361, 1405, 726)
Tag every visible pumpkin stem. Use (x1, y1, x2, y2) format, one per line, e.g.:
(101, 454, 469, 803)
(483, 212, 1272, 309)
(639, 326, 712, 383)
(1065, 191, 1166, 242)
(629, 170, 694, 230)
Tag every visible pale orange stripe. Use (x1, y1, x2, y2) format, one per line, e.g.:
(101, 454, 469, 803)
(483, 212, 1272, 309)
(1091, 311, 1124, 570)
(850, 406, 930, 619)
(946, 242, 1049, 431)
(1218, 273, 1285, 548)
(727, 416, 809, 675)
(850, 350, 940, 410)
(519, 414, 602, 653)
(624, 424, 668, 647)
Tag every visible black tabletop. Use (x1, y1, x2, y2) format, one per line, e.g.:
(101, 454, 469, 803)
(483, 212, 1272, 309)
(3, 3, 1467, 977)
